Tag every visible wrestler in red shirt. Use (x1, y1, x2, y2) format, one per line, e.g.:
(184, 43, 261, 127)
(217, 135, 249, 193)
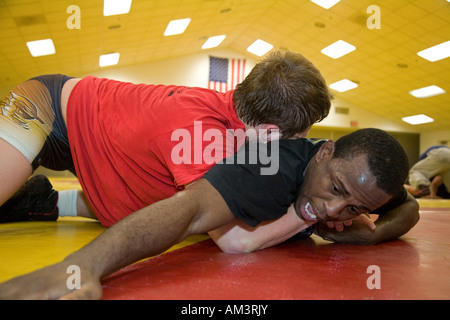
(67, 77, 246, 226)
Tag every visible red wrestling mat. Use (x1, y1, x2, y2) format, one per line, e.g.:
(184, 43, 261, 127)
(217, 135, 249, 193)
(101, 210, 450, 300)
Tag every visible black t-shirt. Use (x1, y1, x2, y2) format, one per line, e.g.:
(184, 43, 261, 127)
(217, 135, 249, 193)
(203, 138, 407, 228)
(203, 138, 325, 227)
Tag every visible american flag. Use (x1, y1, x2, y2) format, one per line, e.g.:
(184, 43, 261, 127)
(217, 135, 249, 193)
(208, 56, 246, 93)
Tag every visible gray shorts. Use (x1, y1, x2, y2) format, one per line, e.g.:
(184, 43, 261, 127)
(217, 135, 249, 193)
(0, 74, 76, 174)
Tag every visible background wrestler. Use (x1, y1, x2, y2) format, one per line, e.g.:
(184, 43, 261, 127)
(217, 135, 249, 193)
(405, 145, 450, 199)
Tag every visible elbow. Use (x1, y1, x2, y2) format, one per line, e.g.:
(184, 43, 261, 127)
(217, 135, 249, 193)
(214, 238, 257, 254)
(401, 193, 421, 231)
(208, 228, 260, 254)
(412, 205, 420, 229)
(371, 197, 421, 245)
(409, 196, 421, 228)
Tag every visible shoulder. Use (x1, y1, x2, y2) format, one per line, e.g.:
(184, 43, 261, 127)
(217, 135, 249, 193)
(276, 138, 327, 169)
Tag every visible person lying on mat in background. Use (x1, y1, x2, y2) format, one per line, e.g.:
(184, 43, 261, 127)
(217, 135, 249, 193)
(405, 175, 449, 199)
(404, 145, 450, 199)
(0, 128, 420, 300)
(0, 50, 331, 226)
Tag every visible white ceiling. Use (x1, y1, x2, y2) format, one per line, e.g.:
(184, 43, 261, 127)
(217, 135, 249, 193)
(0, 0, 449, 132)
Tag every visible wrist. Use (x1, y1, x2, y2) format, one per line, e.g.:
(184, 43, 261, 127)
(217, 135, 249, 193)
(314, 221, 379, 245)
(63, 250, 104, 279)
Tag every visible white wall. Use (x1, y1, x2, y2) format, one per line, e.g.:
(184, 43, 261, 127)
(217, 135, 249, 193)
(84, 48, 256, 88)
(420, 130, 450, 154)
(317, 96, 415, 133)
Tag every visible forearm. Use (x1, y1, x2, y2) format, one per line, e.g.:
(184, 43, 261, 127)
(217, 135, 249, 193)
(0, 200, 191, 300)
(370, 193, 420, 244)
(429, 176, 443, 198)
(0, 179, 235, 300)
(209, 205, 314, 253)
(65, 195, 197, 279)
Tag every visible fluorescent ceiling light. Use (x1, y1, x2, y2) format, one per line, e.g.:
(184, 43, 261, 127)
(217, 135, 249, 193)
(26, 39, 56, 57)
(321, 40, 356, 59)
(247, 39, 273, 56)
(329, 79, 358, 92)
(164, 18, 191, 36)
(310, 0, 341, 9)
(99, 52, 120, 67)
(402, 114, 434, 125)
(417, 41, 450, 62)
(202, 35, 226, 49)
(409, 85, 445, 98)
(103, 0, 132, 16)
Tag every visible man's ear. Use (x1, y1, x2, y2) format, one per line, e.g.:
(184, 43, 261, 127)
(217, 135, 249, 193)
(255, 124, 281, 143)
(315, 140, 335, 162)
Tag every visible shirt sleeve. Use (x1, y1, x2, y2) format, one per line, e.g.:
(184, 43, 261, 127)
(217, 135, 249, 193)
(203, 139, 318, 227)
(204, 164, 293, 227)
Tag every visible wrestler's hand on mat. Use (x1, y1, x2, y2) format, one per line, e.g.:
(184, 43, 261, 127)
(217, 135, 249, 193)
(325, 214, 376, 232)
(313, 214, 377, 245)
(0, 261, 102, 300)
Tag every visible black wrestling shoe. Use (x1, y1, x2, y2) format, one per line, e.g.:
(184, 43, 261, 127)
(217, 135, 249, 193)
(0, 175, 59, 223)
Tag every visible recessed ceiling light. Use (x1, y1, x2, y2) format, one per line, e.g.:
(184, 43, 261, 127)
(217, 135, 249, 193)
(402, 114, 434, 125)
(99, 52, 120, 67)
(202, 35, 226, 49)
(164, 18, 191, 36)
(247, 39, 273, 56)
(321, 40, 356, 59)
(417, 40, 450, 62)
(26, 39, 56, 57)
(103, 0, 132, 16)
(409, 85, 446, 98)
(329, 79, 358, 92)
(310, 0, 341, 9)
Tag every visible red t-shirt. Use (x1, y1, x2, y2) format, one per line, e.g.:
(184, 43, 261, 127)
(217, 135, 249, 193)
(67, 76, 245, 226)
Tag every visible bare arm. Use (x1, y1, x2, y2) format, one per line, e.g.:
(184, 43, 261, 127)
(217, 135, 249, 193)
(429, 175, 444, 198)
(314, 192, 420, 245)
(0, 179, 235, 300)
(209, 204, 315, 253)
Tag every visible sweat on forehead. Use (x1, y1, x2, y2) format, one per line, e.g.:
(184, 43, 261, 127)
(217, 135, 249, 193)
(332, 128, 409, 196)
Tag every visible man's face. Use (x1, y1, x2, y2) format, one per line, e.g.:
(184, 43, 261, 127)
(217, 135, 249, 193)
(295, 141, 391, 223)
